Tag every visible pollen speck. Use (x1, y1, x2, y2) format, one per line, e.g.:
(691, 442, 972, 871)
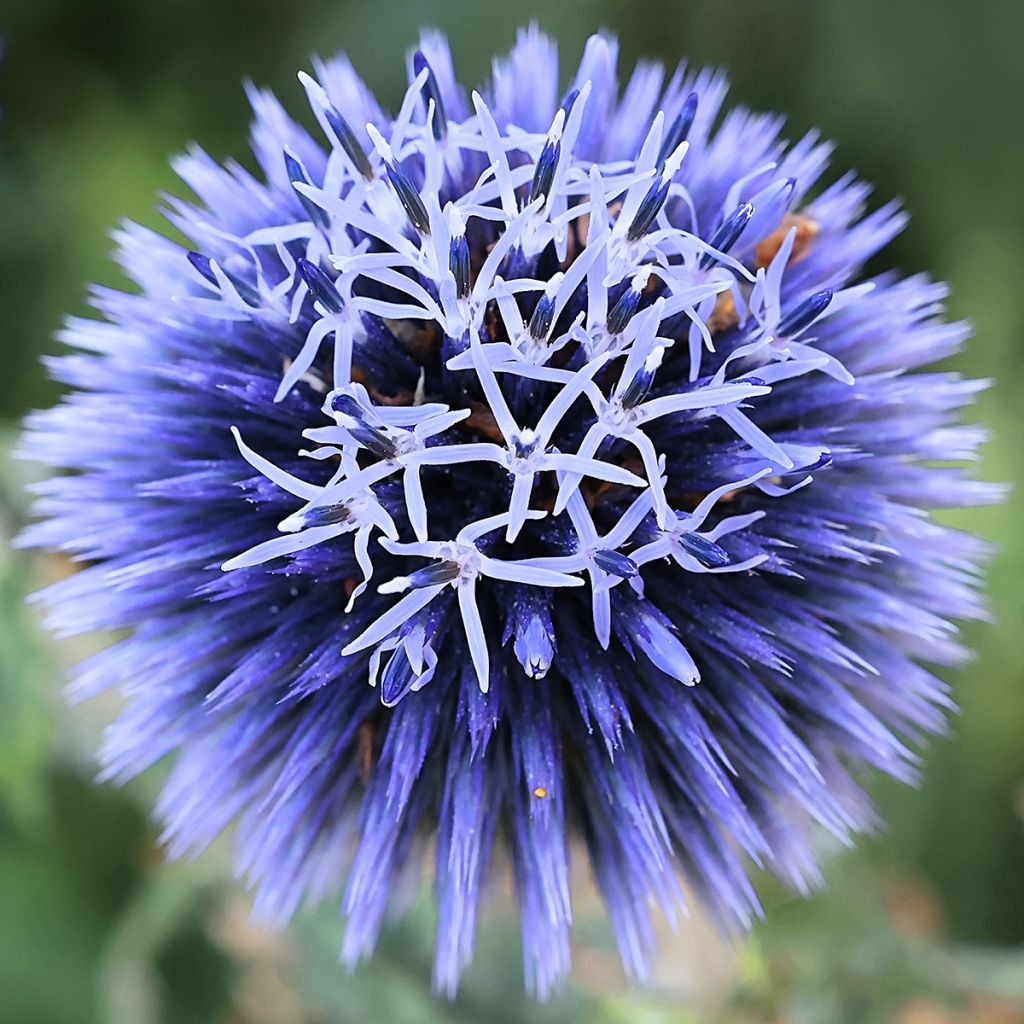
(532, 787, 548, 799)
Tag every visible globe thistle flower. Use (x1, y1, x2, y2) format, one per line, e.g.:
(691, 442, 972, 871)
(21, 26, 1000, 996)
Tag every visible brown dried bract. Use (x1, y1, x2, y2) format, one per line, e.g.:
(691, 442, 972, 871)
(754, 213, 819, 270)
(357, 720, 376, 785)
(460, 400, 505, 442)
(563, 217, 586, 265)
(367, 384, 416, 407)
(484, 299, 501, 341)
(384, 317, 439, 363)
(708, 292, 739, 333)
(281, 359, 328, 393)
(581, 457, 645, 509)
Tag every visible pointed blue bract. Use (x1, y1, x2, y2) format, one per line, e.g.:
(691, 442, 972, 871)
(413, 50, 448, 140)
(283, 149, 330, 228)
(658, 90, 698, 167)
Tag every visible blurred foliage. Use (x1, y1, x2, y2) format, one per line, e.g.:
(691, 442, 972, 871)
(0, 1, 1022, 1021)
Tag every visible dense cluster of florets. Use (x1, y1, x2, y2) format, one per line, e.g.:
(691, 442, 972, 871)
(21, 27, 998, 996)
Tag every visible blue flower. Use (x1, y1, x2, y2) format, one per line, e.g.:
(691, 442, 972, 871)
(20, 26, 1001, 997)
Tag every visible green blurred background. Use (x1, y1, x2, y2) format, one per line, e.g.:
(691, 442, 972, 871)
(1, 2, 1021, 1021)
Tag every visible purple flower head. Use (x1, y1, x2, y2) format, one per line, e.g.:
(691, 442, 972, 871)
(20, 26, 1001, 997)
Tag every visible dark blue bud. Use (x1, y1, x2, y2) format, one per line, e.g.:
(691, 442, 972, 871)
(593, 549, 639, 578)
(619, 374, 651, 410)
(560, 88, 580, 118)
(677, 531, 731, 568)
(282, 150, 305, 183)
(606, 284, 643, 336)
(407, 560, 462, 589)
(323, 105, 374, 180)
(626, 179, 671, 241)
(528, 138, 560, 206)
(349, 425, 399, 460)
(449, 233, 470, 299)
(528, 292, 557, 340)
(187, 250, 216, 285)
(296, 257, 344, 315)
(699, 201, 755, 269)
(283, 150, 329, 228)
(413, 51, 447, 140)
(657, 91, 698, 167)
(619, 368, 656, 409)
(329, 392, 364, 418)
(780, 449, 833, 476)
(328, 392, 394, 455)
(380, 648, 417, 706)
(619, 346, 665, 410)
(383, 160, 431, 236)
(187, 251, 260, 306)
(777, 288, 834, 337)
(300, 502, 353, 529)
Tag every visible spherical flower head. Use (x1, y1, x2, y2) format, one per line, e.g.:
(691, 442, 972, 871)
(20, 26, 1001, 997)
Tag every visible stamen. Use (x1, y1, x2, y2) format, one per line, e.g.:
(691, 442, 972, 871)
(413, 51, 447, 140)
(606, 267, 652, 336)
(626, 141, 687, 241)
(527, 108, 565, 206)
(329, 392, 368, 419)
(278, 501, 352, 533)
(657, 91, 698, 168)
(777, 287, 833, 337)
(678, 530, 731, 568)
(297, 70, 375, 181)
(620, 346, 665, 409)
(348, 425, 399, 460)
(448, 207, 470, 299)
(406, 560, 463, 589)
(698, 201, 754, 269)
(366, 124, 431, 236)
(326, 389, 400, 458)
(283, 149, 329, 228)
(593, 549, 639, 578)
(296, 257, 344, 314)
(323, 105, 374, 180)
(528, 274, 563, 339)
